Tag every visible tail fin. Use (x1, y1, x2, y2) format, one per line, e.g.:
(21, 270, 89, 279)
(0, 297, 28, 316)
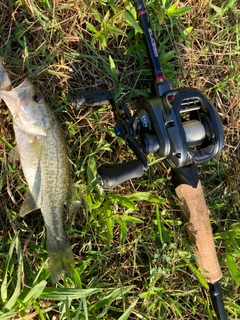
(46, 233, 75, 283)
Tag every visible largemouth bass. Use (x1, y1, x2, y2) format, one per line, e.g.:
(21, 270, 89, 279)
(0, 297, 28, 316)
(0, 79, 74, 282)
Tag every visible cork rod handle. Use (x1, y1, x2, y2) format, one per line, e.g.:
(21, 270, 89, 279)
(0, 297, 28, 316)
(175, 180, 222, 283)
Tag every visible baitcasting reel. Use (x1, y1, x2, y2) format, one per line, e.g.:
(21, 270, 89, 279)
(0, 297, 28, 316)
(73, 85, 223, 188)
(113, 87, 223, 169)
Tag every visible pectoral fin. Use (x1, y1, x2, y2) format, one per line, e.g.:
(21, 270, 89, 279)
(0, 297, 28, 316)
(20, 189, 40, 217)
(9, 145, 20, 163)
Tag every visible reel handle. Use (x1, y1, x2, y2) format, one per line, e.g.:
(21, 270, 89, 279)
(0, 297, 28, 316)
(98, 160, 144, 188)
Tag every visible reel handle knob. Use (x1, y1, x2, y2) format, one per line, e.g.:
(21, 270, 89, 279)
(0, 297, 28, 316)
(98, 160, 144, 188)
(72, 90, 112, 110)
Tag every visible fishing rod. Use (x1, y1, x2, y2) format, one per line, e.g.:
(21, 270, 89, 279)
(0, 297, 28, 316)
(73, 0, 227, 318)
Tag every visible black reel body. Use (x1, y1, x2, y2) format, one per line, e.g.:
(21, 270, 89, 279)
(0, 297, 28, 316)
(133, 88, 224, 168)
(72, 88, 224, 188)
(82, 87, 224, 188)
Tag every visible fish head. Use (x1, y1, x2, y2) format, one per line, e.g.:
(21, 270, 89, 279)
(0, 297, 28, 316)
(0, 79, 53, 135)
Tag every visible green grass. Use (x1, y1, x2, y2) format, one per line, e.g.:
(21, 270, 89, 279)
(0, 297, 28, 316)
(0, 0, 239, 319)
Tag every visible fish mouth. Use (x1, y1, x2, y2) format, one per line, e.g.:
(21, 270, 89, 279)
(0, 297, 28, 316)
(0, 79, 32, 114)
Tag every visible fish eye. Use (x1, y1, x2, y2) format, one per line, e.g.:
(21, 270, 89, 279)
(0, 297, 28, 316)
(33, 93, 43, 103)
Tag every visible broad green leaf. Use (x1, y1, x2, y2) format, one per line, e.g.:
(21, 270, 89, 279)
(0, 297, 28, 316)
(167, 4, 195, 16)
(226, 249, 240, 284)
(4, 235, 23, 310)
(121, 215, 143, 223)
(83, 297, 89, 320)
(165, 219, 183, 226)
(123, 192, 166, 204)
(161, 0, 167, 8)
(89, 286, 135, 312)
(124, 44, 137, 55)
(0, 311, 17, 320)
(108, 194, 137, 210)
(91, 199, 104, 210)
(112, 8, 125, 19)
(1, 233, 19, 303)
(123, 11, 142, 34)
(156, 205, 163, 242)
(180, 253, 209, 290)
(124, 1, 136, 19)
(89, 7, 101, 23)
(161, 50, 175, 64)
(183, 26, 193, 36)
(99, 33, 108, 49)
(118, 298, 139, 320)
(0, 137, 14, 151)
(86, 155, 97, 183)
(120, 218, 127, 245)
(104, 205, 113, 218)
(210, 4, 223, 15)
(107, 217, 114, 242)
(109, 55, 119, 83)
(107, 25, 125, 36)
(102, 10, 110, 27)
(86, 21, 98, 34)
(139, 291, 155, 298)
(29, 0, 49, 25)
(23, 281, 47, 306)
(166, 2, 178, 14)
(40, 288, 100, 300)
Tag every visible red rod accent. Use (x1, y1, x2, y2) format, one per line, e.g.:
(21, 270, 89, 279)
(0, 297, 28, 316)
(155, 76, 166, 82)
(139, 9, 147, 15)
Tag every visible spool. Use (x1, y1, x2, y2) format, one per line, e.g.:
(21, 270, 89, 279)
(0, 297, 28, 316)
(183, 120, 206, 148)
